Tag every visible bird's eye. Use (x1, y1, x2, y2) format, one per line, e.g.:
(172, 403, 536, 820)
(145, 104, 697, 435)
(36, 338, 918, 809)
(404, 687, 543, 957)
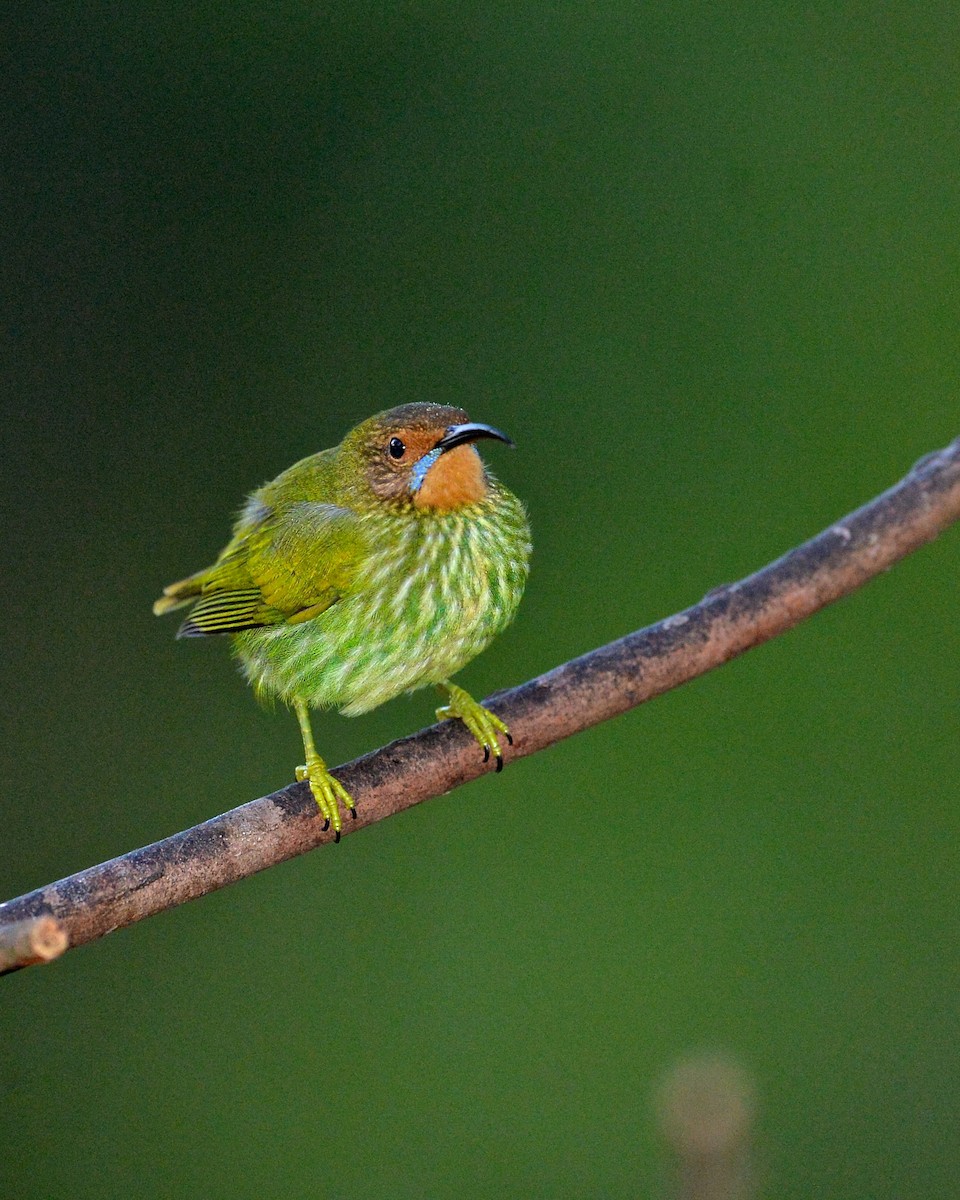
(388, 437, 406, 460)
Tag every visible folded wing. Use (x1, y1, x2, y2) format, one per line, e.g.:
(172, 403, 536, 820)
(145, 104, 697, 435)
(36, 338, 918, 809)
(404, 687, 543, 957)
(153, 502, 367, 637)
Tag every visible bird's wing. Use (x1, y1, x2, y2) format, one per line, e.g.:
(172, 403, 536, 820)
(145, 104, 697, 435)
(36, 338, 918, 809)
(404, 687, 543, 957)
(155, 502, 369, 636)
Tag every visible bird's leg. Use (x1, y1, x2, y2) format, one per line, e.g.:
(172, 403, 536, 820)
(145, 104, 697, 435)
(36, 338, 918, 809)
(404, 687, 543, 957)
(435, 680, 513, 772)
(293, 697, 356, 841)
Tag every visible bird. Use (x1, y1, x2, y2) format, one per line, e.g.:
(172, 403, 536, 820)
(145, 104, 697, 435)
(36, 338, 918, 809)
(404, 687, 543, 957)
(154, 402, 531, 840)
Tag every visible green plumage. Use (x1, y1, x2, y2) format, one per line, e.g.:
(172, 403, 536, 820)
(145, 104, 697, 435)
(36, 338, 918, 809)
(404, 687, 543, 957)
(234, 492, 529, 715)
(155, 402, 531, 836)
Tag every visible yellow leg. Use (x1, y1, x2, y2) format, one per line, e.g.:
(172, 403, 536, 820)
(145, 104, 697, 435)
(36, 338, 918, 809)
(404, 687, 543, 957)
(436, 681, 513, 772)
(293, 698, 355, 841)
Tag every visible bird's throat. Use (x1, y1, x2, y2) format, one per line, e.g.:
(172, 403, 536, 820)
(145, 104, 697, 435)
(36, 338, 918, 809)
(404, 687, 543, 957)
(414, 444, 489, 510)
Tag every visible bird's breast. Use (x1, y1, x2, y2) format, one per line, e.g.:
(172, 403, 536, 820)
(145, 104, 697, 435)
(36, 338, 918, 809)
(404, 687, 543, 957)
(235, 491, 531, 715)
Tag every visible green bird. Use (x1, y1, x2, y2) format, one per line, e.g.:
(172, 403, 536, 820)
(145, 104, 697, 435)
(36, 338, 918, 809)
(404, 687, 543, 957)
(154, 403, 531, 839)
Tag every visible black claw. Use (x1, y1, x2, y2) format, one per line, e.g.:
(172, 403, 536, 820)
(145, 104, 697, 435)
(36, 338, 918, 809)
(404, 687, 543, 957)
(483, 745, 490, 763)
(349, 806, 358, 820)
(334, 829, 341, 844)
(321, 817, 330, 832)
(494, 754, 503, 773)
(506, 732, 514, 746)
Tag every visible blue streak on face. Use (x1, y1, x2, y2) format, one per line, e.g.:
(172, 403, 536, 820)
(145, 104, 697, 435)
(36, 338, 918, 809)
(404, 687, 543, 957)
(409, 446, 442, 492)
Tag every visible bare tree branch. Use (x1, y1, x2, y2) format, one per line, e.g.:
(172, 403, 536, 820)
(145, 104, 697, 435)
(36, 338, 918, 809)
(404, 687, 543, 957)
(3, 438, 959, 974)
(0, 916, 68, 971)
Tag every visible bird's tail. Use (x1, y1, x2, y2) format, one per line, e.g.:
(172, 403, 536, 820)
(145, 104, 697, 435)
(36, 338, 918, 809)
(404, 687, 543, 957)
(152, 571, 207, 616)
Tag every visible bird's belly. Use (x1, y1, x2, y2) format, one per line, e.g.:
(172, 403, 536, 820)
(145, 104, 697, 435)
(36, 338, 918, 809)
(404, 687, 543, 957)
(233, 525, 525, 715)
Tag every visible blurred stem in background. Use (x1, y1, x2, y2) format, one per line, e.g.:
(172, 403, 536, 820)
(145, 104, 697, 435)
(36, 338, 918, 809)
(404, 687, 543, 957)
(657, 1054, 757, 1200)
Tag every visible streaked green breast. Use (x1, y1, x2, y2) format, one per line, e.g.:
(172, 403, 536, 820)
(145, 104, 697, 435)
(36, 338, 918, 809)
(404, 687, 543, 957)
(233, 480, 530, 715)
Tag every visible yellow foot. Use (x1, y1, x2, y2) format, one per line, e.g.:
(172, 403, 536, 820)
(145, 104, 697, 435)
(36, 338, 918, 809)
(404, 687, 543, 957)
(295, 755, 356, 842)
(436, 682, 513, 772)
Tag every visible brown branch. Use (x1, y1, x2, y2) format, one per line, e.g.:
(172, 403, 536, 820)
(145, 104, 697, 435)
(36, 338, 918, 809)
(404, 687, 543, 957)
(3, 438, 960, 973)
(0, 915, 69, 971)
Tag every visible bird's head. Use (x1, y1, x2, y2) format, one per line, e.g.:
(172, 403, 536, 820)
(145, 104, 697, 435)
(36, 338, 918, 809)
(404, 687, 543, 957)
(343, 403, 514, 511)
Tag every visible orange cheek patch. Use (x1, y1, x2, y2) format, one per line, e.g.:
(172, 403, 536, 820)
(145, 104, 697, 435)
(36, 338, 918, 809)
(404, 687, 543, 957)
(415, 445, 489, 509)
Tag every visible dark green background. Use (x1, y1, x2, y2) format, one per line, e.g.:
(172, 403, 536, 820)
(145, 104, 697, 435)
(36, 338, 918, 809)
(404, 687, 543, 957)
(3, 4, 959, 1196)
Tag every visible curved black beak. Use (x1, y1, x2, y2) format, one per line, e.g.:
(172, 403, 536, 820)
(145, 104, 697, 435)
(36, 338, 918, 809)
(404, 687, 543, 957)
(435, 422, 515, 453)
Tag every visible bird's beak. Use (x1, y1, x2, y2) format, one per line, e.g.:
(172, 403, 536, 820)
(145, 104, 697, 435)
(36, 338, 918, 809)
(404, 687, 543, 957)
(435, 422, 515, 453)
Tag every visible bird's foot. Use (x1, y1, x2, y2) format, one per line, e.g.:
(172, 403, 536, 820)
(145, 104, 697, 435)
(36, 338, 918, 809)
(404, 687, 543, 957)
(295, 755, 356, 842)
(436, 682, 513, 772)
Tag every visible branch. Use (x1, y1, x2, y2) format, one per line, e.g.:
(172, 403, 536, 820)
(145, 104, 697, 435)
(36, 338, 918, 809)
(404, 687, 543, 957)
(3, 439, 960, 973)
(0, 916, 68, 971)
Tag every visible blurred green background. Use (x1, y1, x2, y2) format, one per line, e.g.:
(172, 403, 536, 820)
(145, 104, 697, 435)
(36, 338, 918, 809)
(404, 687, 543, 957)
(3, 3, 960, 1196)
